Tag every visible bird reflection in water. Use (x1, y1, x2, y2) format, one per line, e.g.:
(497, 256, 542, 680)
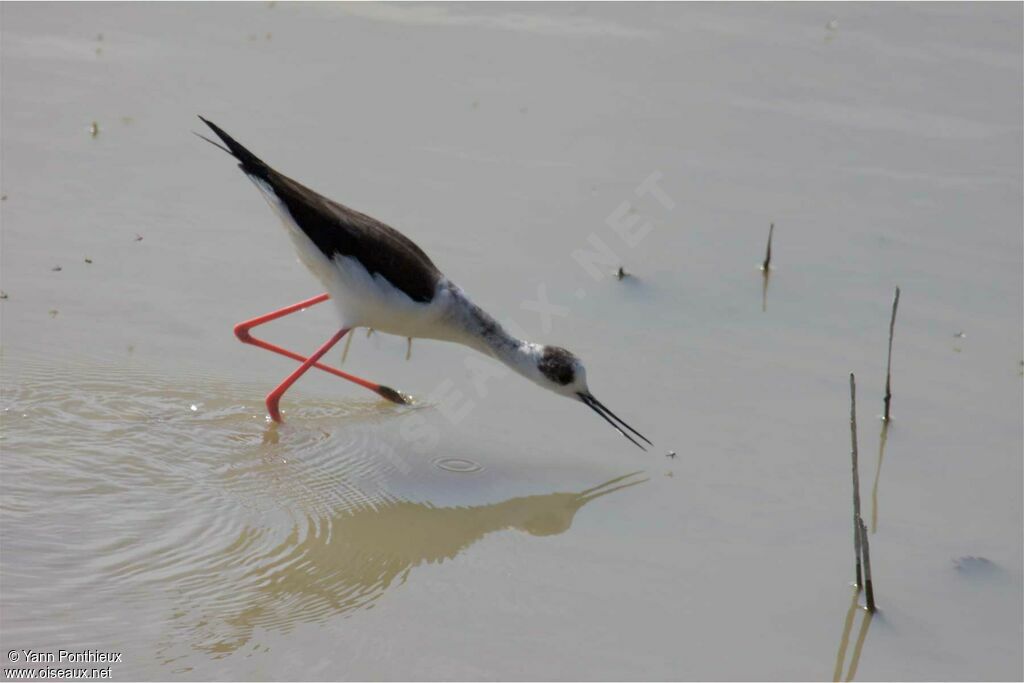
(173, 471, 646, 657)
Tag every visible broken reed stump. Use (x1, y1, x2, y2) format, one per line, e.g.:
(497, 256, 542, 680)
(850, 373, 863, 588)
(762, 222, 774, 271)
(883, 287, 901, 421)
(858, 517, 876, 611)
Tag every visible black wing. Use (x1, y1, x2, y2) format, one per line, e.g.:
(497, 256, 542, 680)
(199, 116, 442, 303)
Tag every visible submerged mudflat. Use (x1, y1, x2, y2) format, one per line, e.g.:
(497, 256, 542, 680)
(1, 3, 1021, 679)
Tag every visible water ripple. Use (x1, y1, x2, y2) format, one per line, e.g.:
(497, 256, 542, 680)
(1, 355, 645, 663)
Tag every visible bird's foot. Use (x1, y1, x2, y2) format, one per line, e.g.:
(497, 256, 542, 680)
(376, 385, 411, 405)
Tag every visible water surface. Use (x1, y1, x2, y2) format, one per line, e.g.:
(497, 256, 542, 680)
(1, 2, 1021, 679)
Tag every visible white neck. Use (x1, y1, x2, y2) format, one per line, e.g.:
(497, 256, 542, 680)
(444, 284, 544, 383)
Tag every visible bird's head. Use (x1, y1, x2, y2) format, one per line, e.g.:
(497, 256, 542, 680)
(533, 345, 652, 451)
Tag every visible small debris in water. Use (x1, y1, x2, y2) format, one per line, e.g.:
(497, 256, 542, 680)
(665, 471, 674, 478)
(826, 19, 839, 30)
(0, 291, 8, 300)
(84, 257, 93, 264)
(954, 556, 997, 575)
(189, 404, 198, 412)
(134, 233, 143, 242)
(953, 331, 966, 338)
(615, 266, 630, 280)
(126, 344, 135, 354)
(95, 47, 103, 57)
(1, 194, 7, 201)
(90, 121, 99, 137)
(366, 328, 374, 338)
(48, 309, 59, 318)
(406, 337, 412, 361)
(51, 265, 62, 272)
(665, 450, 676, 458)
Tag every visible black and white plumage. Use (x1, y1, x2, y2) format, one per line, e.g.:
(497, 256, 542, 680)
(199, 117, 652, 449)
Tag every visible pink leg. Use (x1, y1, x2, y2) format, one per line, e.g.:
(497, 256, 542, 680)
(265, 328, 348, 422)
(234, 293, 408, 422)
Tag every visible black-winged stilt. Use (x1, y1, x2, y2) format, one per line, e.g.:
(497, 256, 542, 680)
(198, 117, 651, 450)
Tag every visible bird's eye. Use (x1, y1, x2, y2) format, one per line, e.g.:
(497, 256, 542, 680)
(538, 347, 576, 385)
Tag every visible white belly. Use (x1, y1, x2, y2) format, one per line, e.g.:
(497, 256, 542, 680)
(320, 252, 459, 341)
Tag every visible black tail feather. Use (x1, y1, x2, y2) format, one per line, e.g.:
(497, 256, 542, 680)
(192, 130, 232, 155)
(197, 116, 270, 177)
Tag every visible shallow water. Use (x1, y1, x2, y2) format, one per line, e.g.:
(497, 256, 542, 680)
(2, 2, 1022, 680)
(2, 355, 647, 671)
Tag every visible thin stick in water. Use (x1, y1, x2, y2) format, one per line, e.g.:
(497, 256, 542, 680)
(762, 222, 774, 271)
(870, 420, 890, 533)
(858, 517, 876, 611)
(850, 373, 863, 588)
(883, 287, 900, 421)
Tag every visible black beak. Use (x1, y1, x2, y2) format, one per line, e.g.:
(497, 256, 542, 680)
(578, 392, 653, 451)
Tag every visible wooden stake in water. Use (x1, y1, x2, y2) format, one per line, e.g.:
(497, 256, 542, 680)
(858, 517, 876, 611)
(883, 287, 900, 421)
(850, 373, 863, 588)
(762, 223, 774, 271)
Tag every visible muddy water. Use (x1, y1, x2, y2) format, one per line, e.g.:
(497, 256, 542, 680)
(2, 355, 646, 675)
(2, 2, 1022, 680)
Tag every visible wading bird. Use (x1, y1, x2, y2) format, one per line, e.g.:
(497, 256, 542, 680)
(198, 117, 651, 450)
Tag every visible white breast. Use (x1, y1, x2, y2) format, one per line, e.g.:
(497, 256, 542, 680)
(321, 253, 460, 340)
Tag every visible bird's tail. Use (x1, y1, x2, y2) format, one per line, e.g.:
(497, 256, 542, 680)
(196, 116, 271, 179)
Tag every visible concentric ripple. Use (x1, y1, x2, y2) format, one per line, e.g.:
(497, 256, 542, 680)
(1, 356, 415, 659)
(433, 456, 484, 473)
(1, 355, 645, 667)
